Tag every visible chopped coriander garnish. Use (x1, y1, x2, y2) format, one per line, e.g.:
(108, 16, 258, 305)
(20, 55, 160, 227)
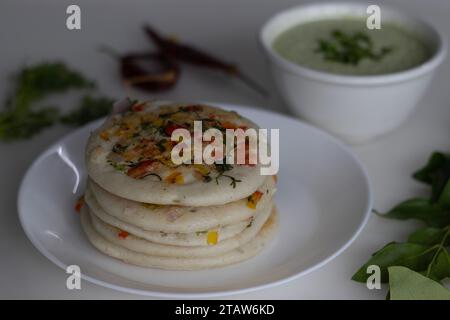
(112, 143, 127, 153)
(141, 122, 151, 130)
(213, 159, 241, 188)
(214, 162, 233, 173)
(156, 139, 167, 152)
(112, 163, 127, 172)
(215, 174, 241, 188)
(159, 110, 180, 118)
(316, 30, 393, 65)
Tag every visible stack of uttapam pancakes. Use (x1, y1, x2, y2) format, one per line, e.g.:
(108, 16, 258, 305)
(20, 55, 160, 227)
(81, 101, 278, 270)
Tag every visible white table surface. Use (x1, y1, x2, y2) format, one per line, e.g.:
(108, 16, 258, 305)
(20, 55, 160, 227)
(1, 0, 450, 299)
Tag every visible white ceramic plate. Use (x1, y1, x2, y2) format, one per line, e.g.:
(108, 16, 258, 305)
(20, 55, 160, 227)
(18, 103, 371, 298)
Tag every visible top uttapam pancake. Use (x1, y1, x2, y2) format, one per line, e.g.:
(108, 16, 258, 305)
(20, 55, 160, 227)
(86, 101, 266, 206)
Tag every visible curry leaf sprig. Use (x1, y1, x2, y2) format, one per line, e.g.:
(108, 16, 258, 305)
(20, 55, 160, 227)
(316, 30, 393, 65)
(0, 62, 113, 141)
(352, 152, 450, 299)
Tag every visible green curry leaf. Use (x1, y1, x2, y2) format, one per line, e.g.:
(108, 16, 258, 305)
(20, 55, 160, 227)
(413, 152, 450, 202)
(426, 249, 450, 281)
(352, 242, 436, 283)
(438, 180, 450, 209)
(389, 266, 450, 300)
(408, 227, 450, 246)
(378, 198, 450, 228)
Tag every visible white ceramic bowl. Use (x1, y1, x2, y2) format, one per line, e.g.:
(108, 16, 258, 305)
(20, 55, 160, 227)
(260, 2, 447, 144)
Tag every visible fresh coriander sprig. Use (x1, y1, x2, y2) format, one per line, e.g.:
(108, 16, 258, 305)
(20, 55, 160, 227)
(10, 62, 94, 112)
(316, 30, 393, 65)
(0, 62, 113, 141)
(0, 62, 95, 140)
(0, 106, 58, 140)
(60, 95, 114, 126)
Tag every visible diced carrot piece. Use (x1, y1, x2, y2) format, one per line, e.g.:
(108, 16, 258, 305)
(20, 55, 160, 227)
(118, 230, 129, 239)
(246, 191, 263, 209)
(165, 171, 184, 184)
(131, 102, 145, 112)
(220, 121, 238, 130)
(74, 196, 84, 213)
(164, 123, 186, 136)
(127, 160, 157, 179)
(99, 131, 109, 141)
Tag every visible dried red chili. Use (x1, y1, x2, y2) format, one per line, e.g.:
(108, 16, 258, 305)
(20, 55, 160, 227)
(144, 25, 238, 73)
(100, 46, 180, 91)
(143, 25, 268, 97)
(120, 52, 180, 91)
(101, 26, 267, 96)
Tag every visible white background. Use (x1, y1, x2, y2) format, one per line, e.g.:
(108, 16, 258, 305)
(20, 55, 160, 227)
(1, 0, 450, 299)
